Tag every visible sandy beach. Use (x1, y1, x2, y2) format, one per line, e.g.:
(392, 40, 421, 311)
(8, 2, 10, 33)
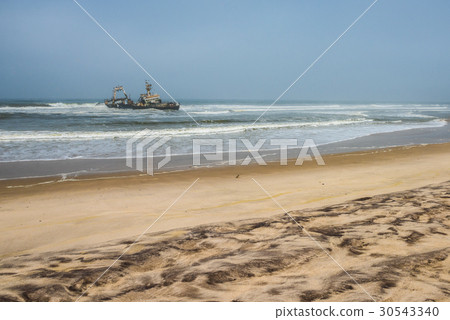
(0, 142, 449, 301)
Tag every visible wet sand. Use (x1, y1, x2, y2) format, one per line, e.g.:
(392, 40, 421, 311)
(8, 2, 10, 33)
(0, 143, 449, 301)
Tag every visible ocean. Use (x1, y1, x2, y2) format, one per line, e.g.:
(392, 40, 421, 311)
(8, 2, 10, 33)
(0, 100, 449, 162)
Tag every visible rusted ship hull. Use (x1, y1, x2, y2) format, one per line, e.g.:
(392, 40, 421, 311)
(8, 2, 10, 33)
(105, 102, 180, 110)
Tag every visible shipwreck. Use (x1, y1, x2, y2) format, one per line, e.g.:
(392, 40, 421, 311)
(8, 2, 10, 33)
(104, 81, 180, 110)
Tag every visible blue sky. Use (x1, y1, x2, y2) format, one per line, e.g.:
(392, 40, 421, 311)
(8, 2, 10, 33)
(0, 0, 449, 102)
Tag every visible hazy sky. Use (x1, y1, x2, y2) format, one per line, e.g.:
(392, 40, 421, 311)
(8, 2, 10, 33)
(0, 0, 449, 102)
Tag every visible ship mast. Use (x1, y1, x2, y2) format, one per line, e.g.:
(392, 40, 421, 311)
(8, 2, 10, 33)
(145, 81, 152, 96)
(112, 86, 129, 102)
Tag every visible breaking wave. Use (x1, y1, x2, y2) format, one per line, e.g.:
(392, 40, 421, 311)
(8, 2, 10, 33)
(0, 118, 445, 142)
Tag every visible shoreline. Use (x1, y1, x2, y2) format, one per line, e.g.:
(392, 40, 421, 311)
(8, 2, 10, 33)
(1, 142, 449, 254)
(1, 121, 449, 181)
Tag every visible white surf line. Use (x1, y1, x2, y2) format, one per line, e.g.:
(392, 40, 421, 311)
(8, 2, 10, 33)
(251, 178, 377, 302)
(75, 178, 200, 302)
(4, 173, 149, 188)
(253, 0, 379, 125)
(72, 0, 200, 126)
